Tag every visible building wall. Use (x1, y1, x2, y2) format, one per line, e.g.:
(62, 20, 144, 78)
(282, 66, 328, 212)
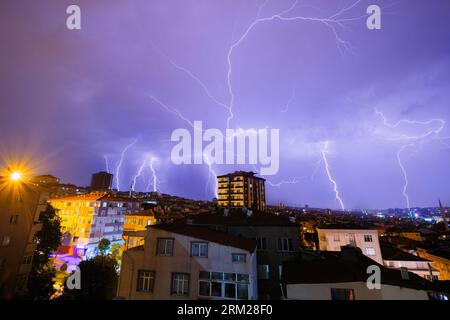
(417, 248, 450, 281)
(50, 197, 140, 258)
(117, 229, 257, 300)
(383, 260, 438, 280)
(318, 229, 383, 264)
(228, 225, 300, 300)
(285, 282, 430, 300)
(0, 183, 49, 299)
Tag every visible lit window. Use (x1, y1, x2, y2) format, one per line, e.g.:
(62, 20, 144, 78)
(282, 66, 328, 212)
(331, 288, 355, 300)
(366, 247, 376, 256)
(157, 238, 174, 256)
(232, 253, 246, 263)
(258, 264, 270, 279)
(137, 270, 155, 292)
(2, 236, 12, 246)
(191, 242, 208, 257)
(198, 271, 249, 300)
(364, 235, 373, 242)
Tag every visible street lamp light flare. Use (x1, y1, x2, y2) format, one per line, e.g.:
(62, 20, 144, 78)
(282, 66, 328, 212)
(10, 171, 22, 181)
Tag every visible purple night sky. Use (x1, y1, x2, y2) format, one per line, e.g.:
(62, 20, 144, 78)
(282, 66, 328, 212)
(1, 0, 449, 210)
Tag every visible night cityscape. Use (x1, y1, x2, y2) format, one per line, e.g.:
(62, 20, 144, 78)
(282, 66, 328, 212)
(1, 0, 450, 312)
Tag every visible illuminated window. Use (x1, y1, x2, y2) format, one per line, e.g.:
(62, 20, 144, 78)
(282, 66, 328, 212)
(171, 273, 189, 295)
(137, 270, 155, 292)
(198, 271, 249, 300)
(258, 264, 270, 279)
(1, 236, 12, 246)
(366, 247, 376, 256)
(331, 288, 355, 300)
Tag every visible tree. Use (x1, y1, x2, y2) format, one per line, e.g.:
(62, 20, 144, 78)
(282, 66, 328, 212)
(110, 243, 123, 268)
(98, 238, 111, 255)
(61, 255, 118, 300)
(26, 204, 62, 299)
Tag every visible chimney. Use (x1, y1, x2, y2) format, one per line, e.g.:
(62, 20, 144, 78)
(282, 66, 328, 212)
(340, 245, 362, 262)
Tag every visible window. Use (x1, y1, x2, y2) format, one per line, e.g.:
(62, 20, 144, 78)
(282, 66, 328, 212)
(2, 236, 11, 246)
(22, 255, 33, 265)
(172, 273, 189, 295)
(198, 271, 249, 300)
(232, 253, 246, 263)
(366, 247, 376, 256)
(157, 238, 174, 256)
(278, 238, 294, 252)
(333, 234, 340, 242)
(331, 288, 355, 300)
(258, 264, 270, 279)
(364, 235, 373, 242)
(191, 242, 208, 257)
(256, 237, 267, 251)
(9, 215, 19, 224)
(137, 270, 155, 292)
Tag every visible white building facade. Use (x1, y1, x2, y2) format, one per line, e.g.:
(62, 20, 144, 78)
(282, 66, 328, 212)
(117, 224, 258, 300)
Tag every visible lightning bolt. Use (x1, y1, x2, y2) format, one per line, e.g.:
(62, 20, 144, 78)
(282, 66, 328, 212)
(203, 153, 218, 198)
(104, 155, 110, 173)
(375, 108, 450, 209)
(131, 158, 148, 192)
(321, 141, 345, 211)
(266, 176, 307, 187)
(148, 157, 159, 193)
(280, 88, 296, 113)
(115, 139, 137, 191)
(225, 0, 366, 128)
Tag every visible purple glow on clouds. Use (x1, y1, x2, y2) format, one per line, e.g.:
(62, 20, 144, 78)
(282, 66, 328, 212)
(1, 0, 450, 209)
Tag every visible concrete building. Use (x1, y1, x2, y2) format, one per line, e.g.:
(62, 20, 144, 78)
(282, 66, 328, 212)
(122, 209, 156, 249)
(417, 247, 450, 281)
(381, 244, 439, 281)
(0, 175, 49, 299)
(90, 171, 113, 191)
(217, 171, 266, 211)
(317, 224, 383, 264)
(50, 193, 140, 259)
(177, 209, 300, 300)
(281, 246, 447, 300)
(117, 224, 258, 300)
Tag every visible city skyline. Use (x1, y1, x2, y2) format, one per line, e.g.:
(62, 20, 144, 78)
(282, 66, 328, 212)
(1, 0, 450, 210)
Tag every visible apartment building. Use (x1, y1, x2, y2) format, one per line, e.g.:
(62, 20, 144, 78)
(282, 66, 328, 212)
(0, 175, 49, 299)
(281, 246, 446, 300)
(50, 193, 140, 259)
(217, 171, 266, 211)
(117, 223, 258, 300)
(317, 224, 383, 264)
(122, 209, 156, 249)
(381, 244, 439, 281)
(177, 209, 300, 300)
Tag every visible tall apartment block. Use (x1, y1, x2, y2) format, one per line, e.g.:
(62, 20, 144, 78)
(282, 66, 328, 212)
(49, 193, 140, 259)
(217, 171, 266, 211)
(90, 171, 113, 191)
(0, 176, 50, 299)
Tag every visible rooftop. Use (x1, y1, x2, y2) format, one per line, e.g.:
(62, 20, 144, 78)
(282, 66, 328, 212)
(317, 223, 377, 230)
(217, 171, 265, 181)
(381, 244, 429, 262)
(282, 246, 437, 292)
(150, 223, 256, 252)
(50, 192, 140, 202)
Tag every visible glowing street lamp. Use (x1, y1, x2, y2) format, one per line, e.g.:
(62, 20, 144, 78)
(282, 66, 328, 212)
(10, 171, 22, 181)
